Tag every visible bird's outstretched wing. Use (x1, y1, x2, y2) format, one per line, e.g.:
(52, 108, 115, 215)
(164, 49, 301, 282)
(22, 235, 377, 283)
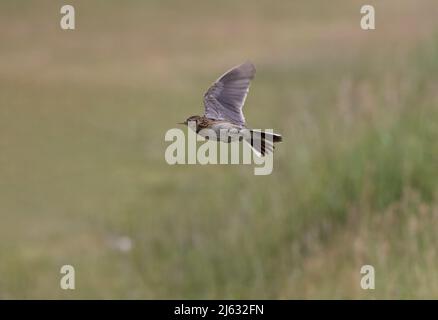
(203, 61, 256, 126)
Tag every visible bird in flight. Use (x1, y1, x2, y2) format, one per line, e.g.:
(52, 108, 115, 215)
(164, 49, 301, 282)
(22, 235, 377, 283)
(179, 62, 282, 156)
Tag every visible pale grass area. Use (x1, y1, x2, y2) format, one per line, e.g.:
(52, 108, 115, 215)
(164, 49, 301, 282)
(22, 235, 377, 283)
(1, 0, 437, 87)
(280, 189, 438, 299)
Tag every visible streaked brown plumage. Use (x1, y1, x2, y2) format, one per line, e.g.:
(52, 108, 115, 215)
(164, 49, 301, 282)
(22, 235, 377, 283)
(179, 62, 282, 156)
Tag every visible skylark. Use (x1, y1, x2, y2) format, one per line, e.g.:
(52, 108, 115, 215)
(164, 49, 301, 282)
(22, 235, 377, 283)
(180, 62, 282, 156)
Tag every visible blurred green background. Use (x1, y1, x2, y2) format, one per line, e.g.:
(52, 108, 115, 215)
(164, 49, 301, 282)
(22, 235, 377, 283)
(0, 0, 437, 299)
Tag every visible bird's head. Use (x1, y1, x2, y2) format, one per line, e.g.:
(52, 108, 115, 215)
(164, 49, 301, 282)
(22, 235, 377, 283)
(178, 115, 202, 126)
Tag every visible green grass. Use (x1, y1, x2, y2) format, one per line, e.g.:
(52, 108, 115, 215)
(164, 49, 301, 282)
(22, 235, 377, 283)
(0, 0, 437, 298)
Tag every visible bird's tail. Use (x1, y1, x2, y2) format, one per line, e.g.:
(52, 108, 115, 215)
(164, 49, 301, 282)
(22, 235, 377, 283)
(244, 130, 282, 157)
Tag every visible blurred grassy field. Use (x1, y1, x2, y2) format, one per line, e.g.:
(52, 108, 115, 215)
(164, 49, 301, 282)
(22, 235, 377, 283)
(0, 0, 437, 298)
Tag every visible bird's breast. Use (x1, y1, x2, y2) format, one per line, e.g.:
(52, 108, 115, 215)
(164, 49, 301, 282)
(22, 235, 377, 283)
(196, 122, 245, 143)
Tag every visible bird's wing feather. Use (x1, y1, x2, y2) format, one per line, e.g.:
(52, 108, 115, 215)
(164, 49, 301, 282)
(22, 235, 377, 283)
(203, 61, 255, 126)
